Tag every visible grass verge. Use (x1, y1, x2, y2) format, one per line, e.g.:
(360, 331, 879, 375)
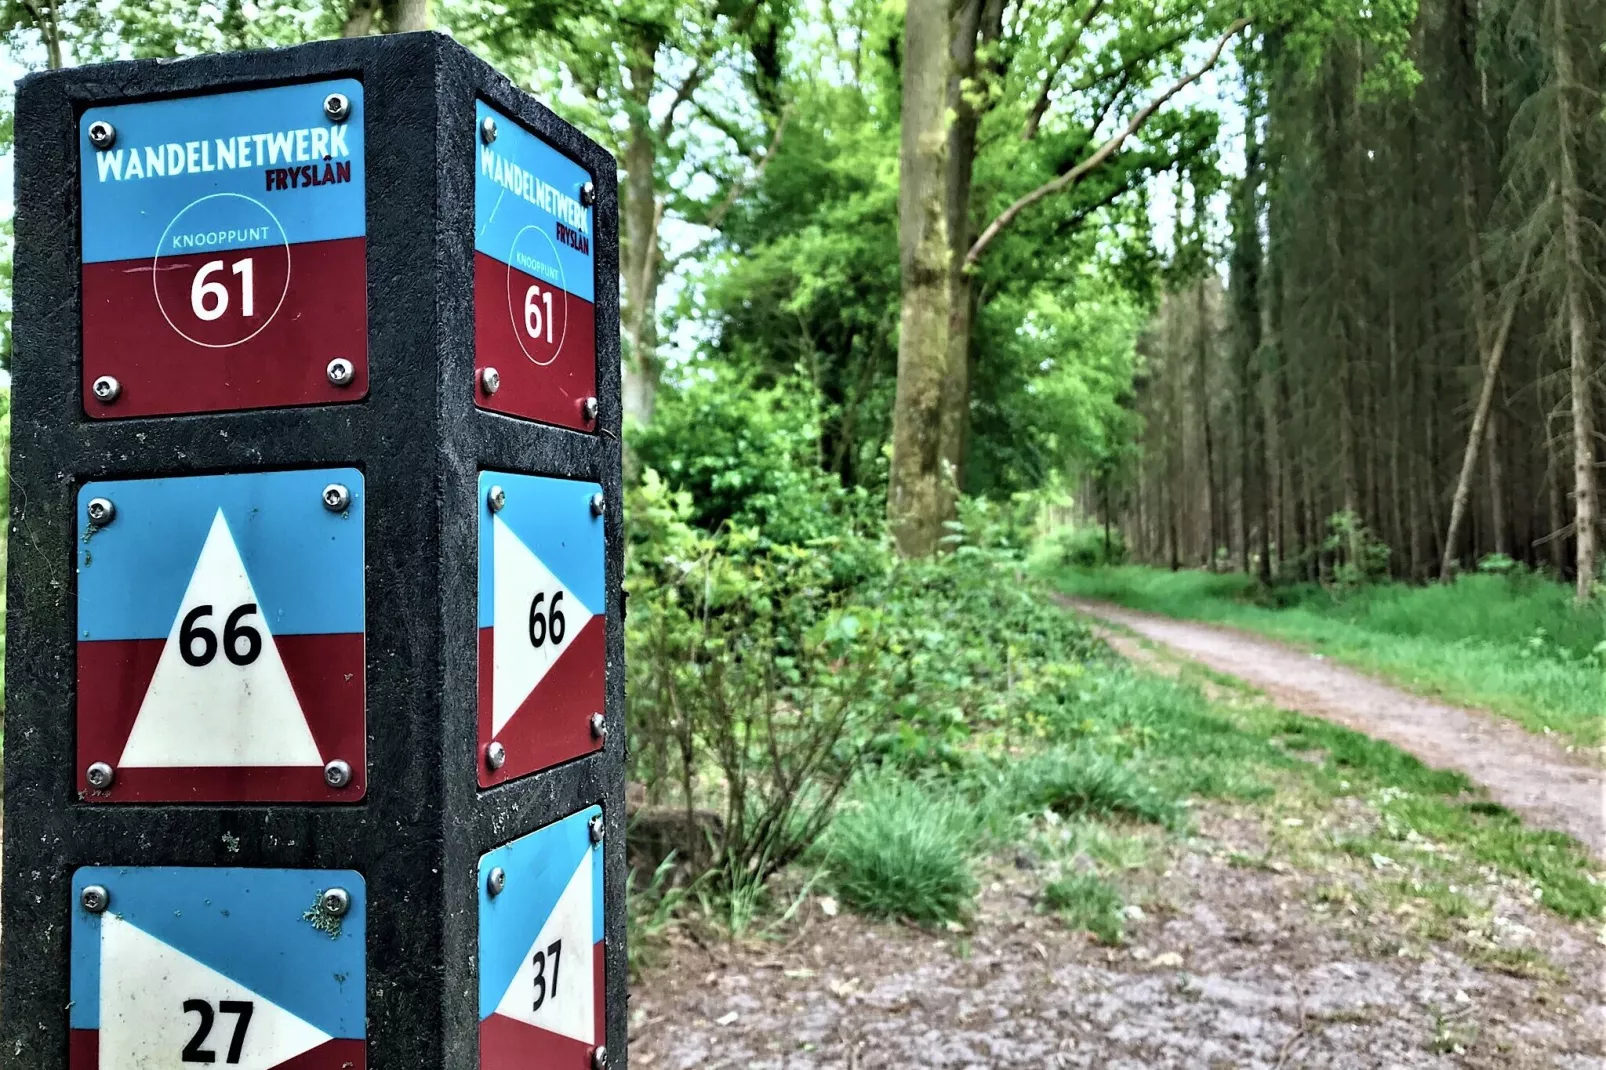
(1051, 566, 1606, 747)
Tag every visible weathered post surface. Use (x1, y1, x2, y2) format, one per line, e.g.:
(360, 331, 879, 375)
(1, 32, 626, 1070)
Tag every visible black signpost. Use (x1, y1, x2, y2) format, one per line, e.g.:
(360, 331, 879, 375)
(1, 32, 625, 1070)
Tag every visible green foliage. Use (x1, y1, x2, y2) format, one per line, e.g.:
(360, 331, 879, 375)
(1043, 525, 1129, 568)
(1322, 510, 1392, 588)
(989, 747, 1179, 828)
(1041, 872, 1126, 945)
(821, 773, 979, 926)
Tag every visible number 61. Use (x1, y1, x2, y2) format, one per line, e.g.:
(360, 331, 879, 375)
(523, 284, 554, 343)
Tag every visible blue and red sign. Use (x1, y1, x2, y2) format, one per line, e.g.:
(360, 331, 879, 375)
(478, 472, 605, 787)
(80, 80, 368, 418)
(71, 866, 366, 1070)
(474, 102, 597, 431)
(76, 469, 366, 803)
(478, 809, 605, 1068)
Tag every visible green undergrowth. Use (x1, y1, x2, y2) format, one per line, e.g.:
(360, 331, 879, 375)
(813, 644, 1605, 935)
(1052, 565, 1606, 747)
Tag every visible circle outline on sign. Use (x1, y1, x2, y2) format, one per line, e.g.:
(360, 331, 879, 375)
(504, 224, 570, 368)
(152, 192, 293, 350)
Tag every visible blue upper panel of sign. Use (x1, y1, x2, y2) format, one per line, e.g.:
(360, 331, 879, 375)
(473, 100, 595, 304)
(477, 806, 603, 1017)
(477, 472, 605, 627)
(70, 866, 366, 1036)
(81, 79, 366, 266)
(78, 469, 365, 642)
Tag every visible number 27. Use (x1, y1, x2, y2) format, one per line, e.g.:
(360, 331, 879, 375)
(182, 998, 253, 1064)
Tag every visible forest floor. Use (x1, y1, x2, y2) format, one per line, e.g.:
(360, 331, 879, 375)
(1061, 597, 1604, 858)
(629, 802, 1604, 1069)
(630, 605, 1606, 1069)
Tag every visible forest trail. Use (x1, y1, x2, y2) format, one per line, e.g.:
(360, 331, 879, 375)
(1060, 597, 1605, 858)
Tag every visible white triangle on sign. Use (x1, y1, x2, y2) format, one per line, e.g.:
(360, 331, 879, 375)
(98, 912, 333, 1070)
(119, 509, 323, 769)
(492, 516, 592, 736)
(493, 848, 595, 1042)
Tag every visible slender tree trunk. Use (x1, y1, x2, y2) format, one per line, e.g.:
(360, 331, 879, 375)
(888, 0, 952, 557)
(380, 0, 430, 31)
(1553, 5, 1597, 599)
(622, 44, 663, 427)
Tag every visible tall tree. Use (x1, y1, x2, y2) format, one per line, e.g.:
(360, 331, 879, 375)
(889, 0, 951, 556)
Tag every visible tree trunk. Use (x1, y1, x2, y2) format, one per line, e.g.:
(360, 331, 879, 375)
(622, 43, 663, 428)
(1553, 3, 1596, 599)
(381, 0, 430, 31)
(888, 0, 952, 557)
(939, 0, 1004, 503)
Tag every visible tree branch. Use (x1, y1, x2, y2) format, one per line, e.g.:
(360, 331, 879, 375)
(966, 17, 1249, 268)
(1022, 0, 1107, 140)
(663, 109, 792, 271)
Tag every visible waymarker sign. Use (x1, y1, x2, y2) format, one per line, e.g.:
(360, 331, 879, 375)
(3, 33, 626, 1070)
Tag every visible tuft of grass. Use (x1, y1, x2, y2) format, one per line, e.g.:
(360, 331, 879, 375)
(822, 775, 978, 925)
(994, 747, 1180, 828)
(1052, 566, 1606, 746)
(1042, 872, 1125, 944)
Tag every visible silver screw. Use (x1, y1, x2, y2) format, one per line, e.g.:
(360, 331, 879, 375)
(323, 483, 351, 513)
(590, 492, 605, 518)
(320, 887, 351, 917)
(87, 120, 116, 150)
(80, 885, 110, 913)
(85, 762, 115, 790)
(580, 181, 596, 207)
(480, 367, 501, 395)
(92, 375, 121, 403)
(86, 497, 116, 527)
(323, 759, 352, 789)
(582, 396, 599, 423)
(592, 1047, 608, 1070)
(589, 712, 606, 743)
(326, 358, 355, 387)
(480, 116, 497, 144)
(323, 93, 351, 123)
(486, 741, 507, 770)
(588, 815, 605, 845)
(487, 485, 506, 513)
(487, 866, 506, 897)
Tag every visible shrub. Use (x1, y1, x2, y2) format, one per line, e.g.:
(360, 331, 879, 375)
(1044, 524, 1128, 568)
(1042, 872, 1125, 944)
(822, 775, 978, 925)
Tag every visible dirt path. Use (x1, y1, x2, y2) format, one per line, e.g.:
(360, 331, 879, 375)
(631, 808, 1604, 1069)
(1061, 597, 1605, 857)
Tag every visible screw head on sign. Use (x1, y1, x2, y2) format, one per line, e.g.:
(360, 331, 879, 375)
(485, 741, 507, 771)
(86, 497, 116, 527)
(588, 816, 605, 845)
(487, 866, 507, 897)
(326, 357, 356, 387)
(320, 887, 351, 917)
(590, 493, 605, 518)
(591, 1046, 608, 1070)
(480, 116, 498, 145)
(80, 885, 110, 914)
(582, 396, 599, 424)
(589, 712, 606, 743)
(323, 483, 352, 513)
(323, 93, 351, 123)
(92, 375, 122, 404)
(487, 485, 506, 514)
(323, 759, 353, 789)
(87, 120, 116, 150)
(480, 367, 501, 396)
(85, 761, 115, 790)
(580, 181, 596, 207)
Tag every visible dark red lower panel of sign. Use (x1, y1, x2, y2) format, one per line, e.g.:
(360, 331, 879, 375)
(75, 632, 365, 802)
(477, 616, 604, 788)
(82, 236, 368, 418)
(69, 1031, 364, 1069)
(474, 251, 597, 431)
(479, 944, 603, 1069)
